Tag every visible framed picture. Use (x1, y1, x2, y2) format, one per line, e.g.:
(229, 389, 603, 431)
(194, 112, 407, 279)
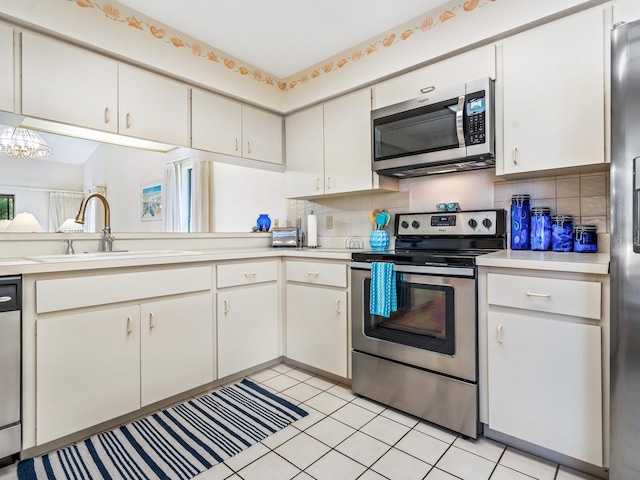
(141, 182, 163, 221)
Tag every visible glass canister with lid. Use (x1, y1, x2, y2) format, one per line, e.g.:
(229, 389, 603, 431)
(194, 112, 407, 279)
(574, 225, 598, 253)
(510, 194, 531, 250)
(530, 207, 551, 251)
(551, 215, 573, 252)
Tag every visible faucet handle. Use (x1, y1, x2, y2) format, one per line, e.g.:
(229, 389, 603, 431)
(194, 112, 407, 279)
(61, 239, 75, 255)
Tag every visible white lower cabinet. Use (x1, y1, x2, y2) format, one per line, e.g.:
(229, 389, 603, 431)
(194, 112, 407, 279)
(285, 259, 349, 377)
(484, 270, 605, 467)
(141, 294, 214, 407)
(36, 305, 141, 445)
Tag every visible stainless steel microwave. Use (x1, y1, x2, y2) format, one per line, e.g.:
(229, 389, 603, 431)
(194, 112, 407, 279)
(372, 77, 495, 178)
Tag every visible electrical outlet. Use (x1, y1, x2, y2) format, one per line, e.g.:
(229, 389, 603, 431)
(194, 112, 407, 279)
(273, 218, 279, 228)
(326, 215, 333, 229)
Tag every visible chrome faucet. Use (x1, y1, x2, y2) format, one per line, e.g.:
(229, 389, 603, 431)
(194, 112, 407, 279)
(75, 193, 114, 252)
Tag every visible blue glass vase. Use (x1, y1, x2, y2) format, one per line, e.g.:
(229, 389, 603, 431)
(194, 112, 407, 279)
(257, 214, 271, 232)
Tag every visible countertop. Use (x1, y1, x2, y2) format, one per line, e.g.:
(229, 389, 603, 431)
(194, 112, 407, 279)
(476, 250, 610, 275)
(0, 247, 356, 276)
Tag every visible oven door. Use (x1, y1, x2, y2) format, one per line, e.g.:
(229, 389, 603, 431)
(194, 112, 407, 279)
(351, 263, 476, 382)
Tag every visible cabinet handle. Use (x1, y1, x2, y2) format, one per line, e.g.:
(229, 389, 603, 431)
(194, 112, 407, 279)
(526, 291, 551, 298)
(127, 316, 133, 334)
(497, 324, 503, 344)
(235, 138, 239, 151)
(247, 141, 252, 154)
(420, 86, 435, 94)
(316, 178, 322, 190)
(224, 299, 230, 314)
(307, 271, 320, 277)
(149, 312, 156, 329)
(126, 113, 132, 129)
(512, 147, 518, 165)
(336, 299, 341, 313)
(244, 272, 257, 279)
(327, 177, 333, 189)
(104, 107, 110, 124)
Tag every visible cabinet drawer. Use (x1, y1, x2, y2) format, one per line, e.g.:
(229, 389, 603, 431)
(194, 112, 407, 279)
(286, 261, 347, 288)
(217, 260, 278, 288)
(487, 273, 601, 320)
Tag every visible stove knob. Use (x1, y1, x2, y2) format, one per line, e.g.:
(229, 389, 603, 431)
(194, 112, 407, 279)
(468, 219, 478, 229)
(482, 218, 493, 229)
(411, 220, 420, 229)
(401, 220, 409, 229)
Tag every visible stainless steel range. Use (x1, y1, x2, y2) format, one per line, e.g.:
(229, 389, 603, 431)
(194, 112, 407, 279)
(350, 209, 506, 438)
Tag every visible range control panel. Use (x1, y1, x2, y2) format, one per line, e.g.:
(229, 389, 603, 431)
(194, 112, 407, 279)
(396, 210, 501, 236)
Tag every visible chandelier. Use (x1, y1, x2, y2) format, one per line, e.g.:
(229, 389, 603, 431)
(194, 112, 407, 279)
(0, 126, 53, 158)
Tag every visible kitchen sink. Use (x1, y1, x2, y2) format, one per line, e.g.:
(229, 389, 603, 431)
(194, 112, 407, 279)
(25, 250, 204, 262)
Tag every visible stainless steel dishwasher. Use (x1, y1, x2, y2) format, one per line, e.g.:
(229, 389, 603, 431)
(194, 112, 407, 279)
(0, 276, 21, 466)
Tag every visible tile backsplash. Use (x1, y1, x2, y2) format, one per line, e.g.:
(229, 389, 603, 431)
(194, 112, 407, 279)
(287, 168, 610, 251)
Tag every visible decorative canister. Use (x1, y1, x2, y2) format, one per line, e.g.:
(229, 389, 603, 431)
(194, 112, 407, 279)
(369, 230, 390, 250)
(256, 214, 271, 232)
(551, 215, 573, 252)
(510, 194, 531, 250)
(574, 225, 598, 253)
(530, 207, 551, 251)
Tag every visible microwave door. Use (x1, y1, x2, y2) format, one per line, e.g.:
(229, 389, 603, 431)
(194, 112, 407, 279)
(373, 96, 467, 171)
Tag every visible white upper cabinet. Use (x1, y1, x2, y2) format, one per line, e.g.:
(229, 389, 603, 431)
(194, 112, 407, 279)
(0, 24, 14, 113)
(191, 88, 283, 164)
(285, 105, 325, 198)
(21, 32, 118, 133)
(118, 64, 189, 146)
(192, 88, 242, 156)
(372, 45, 496, 109)
(614, 0, 640, 23)
(242, 105, 283, 164)
(499, 7, 605, 175)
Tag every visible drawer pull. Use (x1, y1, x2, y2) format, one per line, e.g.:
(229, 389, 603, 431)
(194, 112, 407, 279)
(0, 296, 11, 303)
(149, 312, 156, 329)
(526, 291, 551, 298)
(336, 299, 341, 313)
(127, 316, 133, 334)
(307, 272, 320, 277)
(224, 299, 230, 314)
(244, 272, 257, 279)
(420, 86, 435, 94)
(497, 324, 503, 344)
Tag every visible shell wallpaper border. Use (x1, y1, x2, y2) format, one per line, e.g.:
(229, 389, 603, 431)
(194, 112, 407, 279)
(67, 0, 497, 92)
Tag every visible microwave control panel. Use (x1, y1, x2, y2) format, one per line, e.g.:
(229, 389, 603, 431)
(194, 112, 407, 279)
(465, 92, 486, 146)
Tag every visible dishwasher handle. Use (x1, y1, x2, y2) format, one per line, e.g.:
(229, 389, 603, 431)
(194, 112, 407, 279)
(0, 276, 20, 312)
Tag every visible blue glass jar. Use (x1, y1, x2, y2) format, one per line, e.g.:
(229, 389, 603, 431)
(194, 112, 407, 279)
(530, 207, 551, 251)
(574, 225, 598, 253)
(510, 194, 531, 250)
(551, 215, 573, 252)
(256, 214, 271, 232)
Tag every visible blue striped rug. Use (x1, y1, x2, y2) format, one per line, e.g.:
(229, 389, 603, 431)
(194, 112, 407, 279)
(17, 378, 307, 480)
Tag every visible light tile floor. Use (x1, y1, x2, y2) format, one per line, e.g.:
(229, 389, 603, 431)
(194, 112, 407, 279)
(0, 362, 603, 480)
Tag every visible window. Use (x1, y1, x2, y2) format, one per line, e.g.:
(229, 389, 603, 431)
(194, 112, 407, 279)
(0, 194, 14, 220)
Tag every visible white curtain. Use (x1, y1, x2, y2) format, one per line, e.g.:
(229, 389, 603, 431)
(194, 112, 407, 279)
(83, 185, 107, 233)
(162, 161, 183, 232)
(48, 191, 84, 232)
(190, 159, 214, 233)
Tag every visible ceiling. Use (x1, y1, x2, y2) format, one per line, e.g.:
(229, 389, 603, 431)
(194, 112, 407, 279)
(117, 0, 451, 79)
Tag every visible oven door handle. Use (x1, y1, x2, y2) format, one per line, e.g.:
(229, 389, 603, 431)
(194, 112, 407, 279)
(349, 261, 475, 278)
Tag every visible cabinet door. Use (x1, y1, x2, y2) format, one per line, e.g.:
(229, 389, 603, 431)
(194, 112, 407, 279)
(242, 105, 283, 164)
(373, 45, 496, 109)
(488, 311, 603, 466)
(36, 305, 140, 445)
(0, 24, 13, 113)
(140, 293, 214, 407)
(286, 284, 348, 377)
(21, 32, 118, 133)
(118, 64, 189, 146)
(217, 283, 279, 378)
(191, 88, 242, 156)
(614, 0, 640, 23)
(501, 8, 605, 174)
(285, 105, 325, 197)
(324, 89, 373, 195)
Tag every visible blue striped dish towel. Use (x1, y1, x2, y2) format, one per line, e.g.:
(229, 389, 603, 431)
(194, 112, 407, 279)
(370, 261, 397, 317)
